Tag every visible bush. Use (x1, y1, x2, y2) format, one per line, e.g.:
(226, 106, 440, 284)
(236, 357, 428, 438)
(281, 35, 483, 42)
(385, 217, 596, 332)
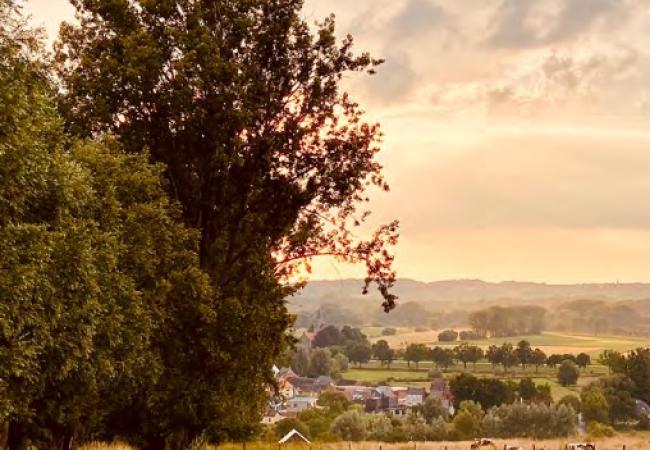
(558, 394, 581, 414)
(330, 410, 367, 441)
(459, 330, 483, 341)
(381, 327, 397, 336)
(558, 360, 580, 386)
(481, 403, 577, 438)
(438, 329, 459, 342)
(587, 421, 615, 438)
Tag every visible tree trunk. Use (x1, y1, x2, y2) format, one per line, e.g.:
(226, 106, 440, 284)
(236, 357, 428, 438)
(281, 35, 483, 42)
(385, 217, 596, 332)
(0, 422, 8, 450)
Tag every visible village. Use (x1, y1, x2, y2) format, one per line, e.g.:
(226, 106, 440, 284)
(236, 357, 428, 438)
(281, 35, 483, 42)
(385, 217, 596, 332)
(263, 366, 453, 424)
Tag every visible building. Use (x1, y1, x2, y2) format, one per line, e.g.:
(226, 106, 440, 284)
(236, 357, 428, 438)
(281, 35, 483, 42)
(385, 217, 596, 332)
(403, 387, 426, 407)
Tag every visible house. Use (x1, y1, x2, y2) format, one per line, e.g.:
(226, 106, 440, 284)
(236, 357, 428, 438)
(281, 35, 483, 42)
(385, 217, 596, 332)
(276, 368, 298, 398)
(278, 429, 311, 445)
(286, 377, 317, 397)
(284, 396, 318, 414)
(365, 386, 398, 413)
(430, 377, 454, 411)
(261, 408, 284, 425)
(336, 385, 372, 402)
(403, 387, 426, 407)
(313, 375, 335, 393)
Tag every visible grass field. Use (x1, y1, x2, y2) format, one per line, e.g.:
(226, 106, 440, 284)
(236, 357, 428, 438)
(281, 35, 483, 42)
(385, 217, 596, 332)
(79, 434, 650, 450)
(371, 330, 650, 358)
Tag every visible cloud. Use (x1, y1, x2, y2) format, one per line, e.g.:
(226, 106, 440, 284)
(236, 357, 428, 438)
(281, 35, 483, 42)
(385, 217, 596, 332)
(387, 0, 448, 40)
(486, 0, 642, 49)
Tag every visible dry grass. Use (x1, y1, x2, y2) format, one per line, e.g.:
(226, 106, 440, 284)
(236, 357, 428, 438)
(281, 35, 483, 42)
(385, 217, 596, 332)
(80, 434, 650, 450)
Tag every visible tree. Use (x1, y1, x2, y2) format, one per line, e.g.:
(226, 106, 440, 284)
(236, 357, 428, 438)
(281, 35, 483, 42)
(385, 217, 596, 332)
(317, 391, 350, 415)
(418, 396, 448, 423)
(575, 353, 591, 370)
(291, 348, 311, 376)
(313, 326, 344, 348)
(438, 329, 459, 342)
(309, 348, 333, 377)
(345, 343, 372, 367)
(598, 349, 627, 375)
(581, 386, 610, 424)
(597, 375, 637, 423)
(531, 348, 547, 373)
(431, 346, 455, 370)
(546, 354, 564, 368)
(56, 0, 398, 445)
(486, 345, 501, 368)
(499, 343, 519, 372)
(329, 411, 366, 441)
(558, 395, 581, 414)
(0, 13, 212, 449)
(404, 344, 429, 369)
(626, 348, 650, 404)
(515, 340, 533, 370)
(452, 401, 483, 440)
(372, 340, 395, 368)
(454, 343, 483, 370)
(558, 360, 580, 387)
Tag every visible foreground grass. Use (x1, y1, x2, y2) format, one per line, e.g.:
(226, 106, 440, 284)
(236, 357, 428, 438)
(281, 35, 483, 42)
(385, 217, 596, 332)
(79, 434, 650, 450)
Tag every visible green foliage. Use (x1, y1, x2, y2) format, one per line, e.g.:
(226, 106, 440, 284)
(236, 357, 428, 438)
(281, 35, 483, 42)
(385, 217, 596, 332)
(308, 348, 334, 377)
(468, 305, 546, 337)
(481, 403, 576, 438)
(581, 386, 610, 424)
(598, 349, 627, 374)
(417, 396, 448, 423)
(345, 342, 372, 367)
(586, 421, 615, 438)
(317, 391, 350, 416)
(449, 373, 515, 410)
(437, 329, 458, 342)
(557, 360, 580, 386)
(430, 346, 455, 369)
(404, 343, 428, 369)
(453, 342, 484, 369)
(558, 395, 581, 414)
(329, 411, 366, 441)
(275, 418, 310, 441)
(56, 0, 398, 445)
(451, 401, 483, 440)
(372, 340, 395, 367)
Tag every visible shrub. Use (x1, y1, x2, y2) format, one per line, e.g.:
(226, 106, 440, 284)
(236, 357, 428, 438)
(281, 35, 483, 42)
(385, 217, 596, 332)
(481, 403, 577, 438)
(329, 410, 367, 441)
(587, 421, 615, 438)
(438, 329, 459, 342)
(558, 394, 581, 414)
(558, 360, 580, 386)
(381, 328, 397, 336)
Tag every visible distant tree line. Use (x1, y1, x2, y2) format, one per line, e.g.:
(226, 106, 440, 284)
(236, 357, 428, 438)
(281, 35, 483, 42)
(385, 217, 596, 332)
(469, 305, 546, 338)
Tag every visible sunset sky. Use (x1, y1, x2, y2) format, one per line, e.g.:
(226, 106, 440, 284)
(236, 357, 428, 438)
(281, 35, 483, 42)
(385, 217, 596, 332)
(24, 0, 650, 283)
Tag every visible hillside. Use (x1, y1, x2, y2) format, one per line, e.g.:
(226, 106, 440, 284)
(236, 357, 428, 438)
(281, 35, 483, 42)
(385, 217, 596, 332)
(289, 279, 650, 329)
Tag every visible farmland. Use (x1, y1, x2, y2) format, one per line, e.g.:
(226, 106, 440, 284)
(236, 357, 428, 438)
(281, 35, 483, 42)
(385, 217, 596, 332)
(366, 329, 650, 358)
(80, 434, 650, 450)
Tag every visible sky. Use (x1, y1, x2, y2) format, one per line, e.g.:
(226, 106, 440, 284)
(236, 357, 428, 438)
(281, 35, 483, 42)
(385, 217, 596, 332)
(23, 0, 650, 283)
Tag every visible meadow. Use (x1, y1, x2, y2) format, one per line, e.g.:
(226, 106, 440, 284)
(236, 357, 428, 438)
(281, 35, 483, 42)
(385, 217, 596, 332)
(367, 330, 650, 358)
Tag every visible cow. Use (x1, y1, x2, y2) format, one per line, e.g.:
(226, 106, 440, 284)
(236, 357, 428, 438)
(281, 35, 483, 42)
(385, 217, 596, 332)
(471, 438, 496, 449)
(567, 443, 596, 450)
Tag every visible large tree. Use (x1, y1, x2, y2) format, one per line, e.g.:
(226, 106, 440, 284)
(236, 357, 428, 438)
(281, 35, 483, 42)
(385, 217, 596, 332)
(0, 6, 213, 448)
(55, 0, 398, 446)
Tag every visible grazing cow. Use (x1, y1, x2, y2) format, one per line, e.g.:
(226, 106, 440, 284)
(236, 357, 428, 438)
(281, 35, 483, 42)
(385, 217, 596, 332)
(471, 438, 496, 449)
(567, 443, 596, 450)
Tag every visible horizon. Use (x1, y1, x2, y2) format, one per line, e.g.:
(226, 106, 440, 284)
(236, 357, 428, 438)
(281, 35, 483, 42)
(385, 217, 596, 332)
(24, 0, 650, 284)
